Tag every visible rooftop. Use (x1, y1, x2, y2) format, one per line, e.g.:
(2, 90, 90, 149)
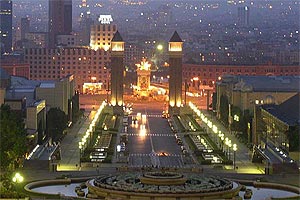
(111, 31, 123, 42)
(261, 93, 300, 126)
(222, 75, 300, 92)
(169, 31, 183, 42)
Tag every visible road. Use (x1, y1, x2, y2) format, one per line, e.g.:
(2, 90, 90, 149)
(127, 102, 183, 168)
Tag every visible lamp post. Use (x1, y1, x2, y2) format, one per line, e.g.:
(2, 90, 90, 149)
(228, 141, 232, 160)
(12, 172, 24, 183)
(218, 131, 222, 148)
(79, 142, 82, 168)
(221, 135, 224, 152)
(225, 137, 229, 157)
(233, 143, 237, 170)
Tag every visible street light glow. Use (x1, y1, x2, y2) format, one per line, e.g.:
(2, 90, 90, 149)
(157, 44, 163, 51)
(12, 173, 24, 183)
(233, 144, 237, 151)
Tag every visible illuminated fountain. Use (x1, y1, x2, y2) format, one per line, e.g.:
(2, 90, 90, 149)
(134, 58, 152, 99)
(87, 172, 240, 199)
(25, 171, 300, 199)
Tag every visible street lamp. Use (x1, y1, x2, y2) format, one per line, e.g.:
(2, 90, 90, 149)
(228, 141, 232, 160)
(79, 142, 82, 168)
(233, 143, 237, 170)
(157, 44, 163, 51)
(234, 114, 239, 122)
(225, 139, 228, 157)
(12, 172, 24, 183)
(221, 135, 225, 152)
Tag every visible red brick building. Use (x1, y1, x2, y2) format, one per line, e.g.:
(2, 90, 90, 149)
(1, 63, 30, 79)
(183, 64, 300, 87)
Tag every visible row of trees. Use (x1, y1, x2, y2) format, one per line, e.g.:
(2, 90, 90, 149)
(219, 95, 251, 143)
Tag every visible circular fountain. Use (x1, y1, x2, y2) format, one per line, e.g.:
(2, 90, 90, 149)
(24, 172, 300, 199)
(87, 172, 240, 199)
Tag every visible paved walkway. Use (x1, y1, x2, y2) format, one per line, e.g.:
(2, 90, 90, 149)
(57, 109, 96, 171)
(195, 109, 265, 174)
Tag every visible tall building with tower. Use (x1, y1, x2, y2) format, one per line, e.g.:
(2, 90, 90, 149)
(110, 31, 124, 114)
(90, 15, 117, 51)
(78, 10, 94, 46)
(238, 6, 250, 27)
(48, 0, 72, 48)
(0, 0, 12, 53)
(168, 31, 183, 115)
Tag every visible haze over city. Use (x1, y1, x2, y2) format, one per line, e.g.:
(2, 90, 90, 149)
(0, 0, 299, 199)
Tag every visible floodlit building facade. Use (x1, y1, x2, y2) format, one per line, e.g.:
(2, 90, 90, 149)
(24, 47, 111, 92)
(90, 15, 117, 51)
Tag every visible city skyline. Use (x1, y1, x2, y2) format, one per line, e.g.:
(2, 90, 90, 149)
(0, 0, 299, 199)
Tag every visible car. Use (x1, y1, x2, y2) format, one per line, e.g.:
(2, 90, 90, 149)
(120, 146, 126, 151)
(180, 146, 186, 151)
(176, 139, 183, 145)
(158, 152, 169, 156)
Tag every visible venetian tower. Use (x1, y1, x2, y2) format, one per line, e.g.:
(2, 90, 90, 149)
(168, 31, 183, 115)
(110, 31, 124, 114)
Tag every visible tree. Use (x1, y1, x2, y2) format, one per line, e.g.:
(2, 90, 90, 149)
(219, 95, 229, 126)
(287, 126, 299, 152)
(71, 91, 80, 122)
(231, 106, 242, 131)
(0, 105, 26, 170)
(46, 108, 67, 142)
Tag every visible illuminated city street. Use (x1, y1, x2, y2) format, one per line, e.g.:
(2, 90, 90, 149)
(0, 0, 299, 199)
(127, 103, 184, 168)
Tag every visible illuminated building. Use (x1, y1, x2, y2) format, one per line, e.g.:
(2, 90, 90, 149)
(48, 0, 72, 48)
(168, 31, 183, 114)
(24, 47, 111, 92)
(0, 0, 12, 53)
(90, 15, 117, 51)
(252, 94, 299, 173)
(216, 75, 300, 118)
(182, 64, 300, 90)
(135, 58, 151, 98)
(26, 100, 46, 145)
(110, 31, 124, 114)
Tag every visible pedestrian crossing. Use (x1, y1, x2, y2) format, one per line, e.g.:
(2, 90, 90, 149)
(146, 114, 162, 118)
(129, 153, 181, 157)
(130, 114, 162, 118)
(128, 153, 184, 168)
(128, 133, 174, 137)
